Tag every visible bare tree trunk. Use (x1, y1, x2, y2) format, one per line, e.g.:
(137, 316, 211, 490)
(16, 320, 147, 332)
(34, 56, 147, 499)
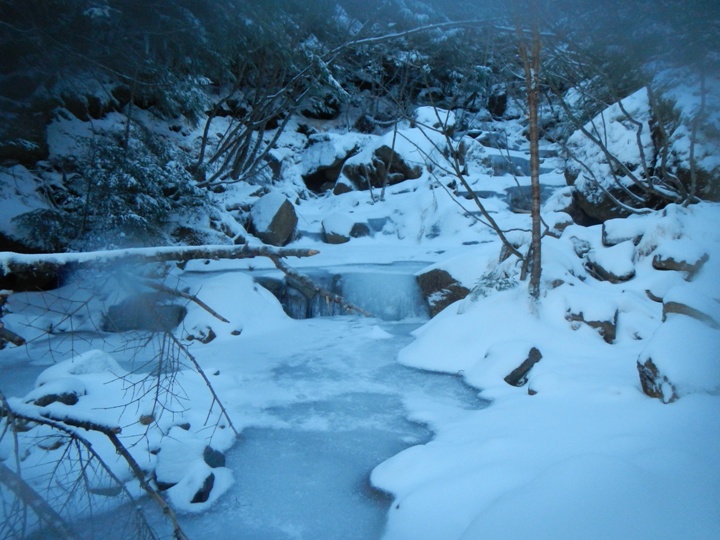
(517, 7, 543, 300)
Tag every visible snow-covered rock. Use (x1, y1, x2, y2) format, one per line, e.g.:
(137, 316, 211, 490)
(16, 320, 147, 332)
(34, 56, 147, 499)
(321, 212, 355, 244)
(585, 241, 636, 283)
(652, 240, 709, 279)
(565, 88, 654, 221)
(101, 292, 187, 333)
(662, 285, 720, 328)
(249, 192, 298, 246)
(301, 133, 361, 192)
(637, 315, 720, 403)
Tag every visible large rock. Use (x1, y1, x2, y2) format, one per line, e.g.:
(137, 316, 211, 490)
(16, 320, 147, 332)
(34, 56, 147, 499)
(637, 357, 679, 404)
(416, 268, 470, 317)
(321, 213, 370, 244)
(652, 243, 709, 280)
(584, 241, 636, 283)
(321, 213, 354, 244)
(101, 293, 187, 333)
(601, 217, 646, 246)
(342, 145, 422, 191)
(637, 315, 720, 403)
(24, 378, 86, 407)
(301, 134, 360, 192)
(565, 290, 619, 343)
(249, 192, 298, 246)
(662, 286, 720, 329)
(566, 309, 619, 344)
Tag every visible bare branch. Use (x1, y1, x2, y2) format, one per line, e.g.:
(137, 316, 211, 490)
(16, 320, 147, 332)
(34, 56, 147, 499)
(267, 256, 372, 317)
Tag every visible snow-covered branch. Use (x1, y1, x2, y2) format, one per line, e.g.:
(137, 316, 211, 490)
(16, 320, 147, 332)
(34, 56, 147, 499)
(0, 245, 319, 282)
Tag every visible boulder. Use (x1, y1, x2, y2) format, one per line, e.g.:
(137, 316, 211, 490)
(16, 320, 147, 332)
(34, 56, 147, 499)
(185, 325, 217, 344)
(321, 213, 354, 244)
(332, 177, 354, 195)
(662, 286, 720, 329)
(350, 222, 371, 238)
(191, 472, 215, 504)
(249, 192, 298, 246)
(25, 378, 86, 407)
(637, 357, 679, 404)
(203, 446, 226, 468)
(637, 315, 720, 403)
(416, 268, 470, 317)
(585, 241, 636, 283)
(601, 218, 645, 246)
(101, 293, 187, 333)
(487, 91, 508, 118)
(566, 309, 619, 344)
(301, 135, 360, 192)
(652, 248, 708, 280)
(663, 301, 720, 329)
(342, 145, 422, 191)
(544, 212, 574, 239)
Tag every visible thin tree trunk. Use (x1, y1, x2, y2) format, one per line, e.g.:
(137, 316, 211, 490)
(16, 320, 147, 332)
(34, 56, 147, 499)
(517, 9, 543, 299)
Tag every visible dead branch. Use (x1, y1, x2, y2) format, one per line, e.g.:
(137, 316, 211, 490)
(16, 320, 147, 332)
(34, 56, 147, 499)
(267, 255, 373, 317)
(167, 333, 239, 437)
(0, 322, 26, 347)
(36, 409, 189, 540)
(0, 393, 161, 540)
(0, 461, 80, 540)
(141, 279, 230, 323)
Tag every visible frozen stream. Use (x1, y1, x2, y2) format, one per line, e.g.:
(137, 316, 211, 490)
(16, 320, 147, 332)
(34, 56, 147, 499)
(178, 316, 486, 540)
(2, 264, 487, 539)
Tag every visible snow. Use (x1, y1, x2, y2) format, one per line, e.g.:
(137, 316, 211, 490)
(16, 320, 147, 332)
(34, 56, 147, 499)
(301, 133, 364, 175)
(2, 95, 720, 540)
(586, 239, 637, 280)
(247, 191, 284, 230)
(639, 315, 720, 398)
(567, 87, 654, 202)
(322, 212, 354, 237)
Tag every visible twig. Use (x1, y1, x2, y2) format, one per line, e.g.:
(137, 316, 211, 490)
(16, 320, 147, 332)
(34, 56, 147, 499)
(167, 333, 239, 438)
(37, 410, 188, 540)
(141, 279, 230, 323)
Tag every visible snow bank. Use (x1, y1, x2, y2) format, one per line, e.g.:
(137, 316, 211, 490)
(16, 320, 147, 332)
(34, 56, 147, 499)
(378, 201, 720, 539)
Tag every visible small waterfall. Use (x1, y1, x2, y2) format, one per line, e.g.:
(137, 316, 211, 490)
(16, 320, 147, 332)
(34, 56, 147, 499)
(257, 264, 430, 321)
(338, 271, 429, 320)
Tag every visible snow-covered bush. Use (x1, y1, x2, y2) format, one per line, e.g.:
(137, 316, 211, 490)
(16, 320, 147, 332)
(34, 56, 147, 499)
(41, 126, 204, 250)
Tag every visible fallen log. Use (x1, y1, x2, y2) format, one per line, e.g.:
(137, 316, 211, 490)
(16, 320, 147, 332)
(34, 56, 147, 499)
(0, 244, 319, 287)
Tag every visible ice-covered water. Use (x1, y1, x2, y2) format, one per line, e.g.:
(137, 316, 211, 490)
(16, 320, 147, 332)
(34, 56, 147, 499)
(252, 262, 431, 321)
(3, 263, 485, 540)
(177, 318, 484, 540)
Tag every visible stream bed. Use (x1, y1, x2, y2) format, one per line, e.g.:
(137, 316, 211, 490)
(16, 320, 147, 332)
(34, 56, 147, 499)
(2, 264, 487, 539)
(179, 317, 486, 540)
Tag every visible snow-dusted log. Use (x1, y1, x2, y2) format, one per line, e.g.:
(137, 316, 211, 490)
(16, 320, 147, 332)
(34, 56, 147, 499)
(0, 245, 319, 281)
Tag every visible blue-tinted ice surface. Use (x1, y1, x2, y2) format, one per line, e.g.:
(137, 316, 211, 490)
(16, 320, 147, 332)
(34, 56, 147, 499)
(178, 320, 485, 540)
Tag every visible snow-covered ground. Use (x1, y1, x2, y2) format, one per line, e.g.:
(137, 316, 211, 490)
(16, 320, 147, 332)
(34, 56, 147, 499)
(2, 97, 719, 540)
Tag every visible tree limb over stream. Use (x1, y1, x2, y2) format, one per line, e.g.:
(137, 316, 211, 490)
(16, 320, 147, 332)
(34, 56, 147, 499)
(0, 244, 319, 279)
